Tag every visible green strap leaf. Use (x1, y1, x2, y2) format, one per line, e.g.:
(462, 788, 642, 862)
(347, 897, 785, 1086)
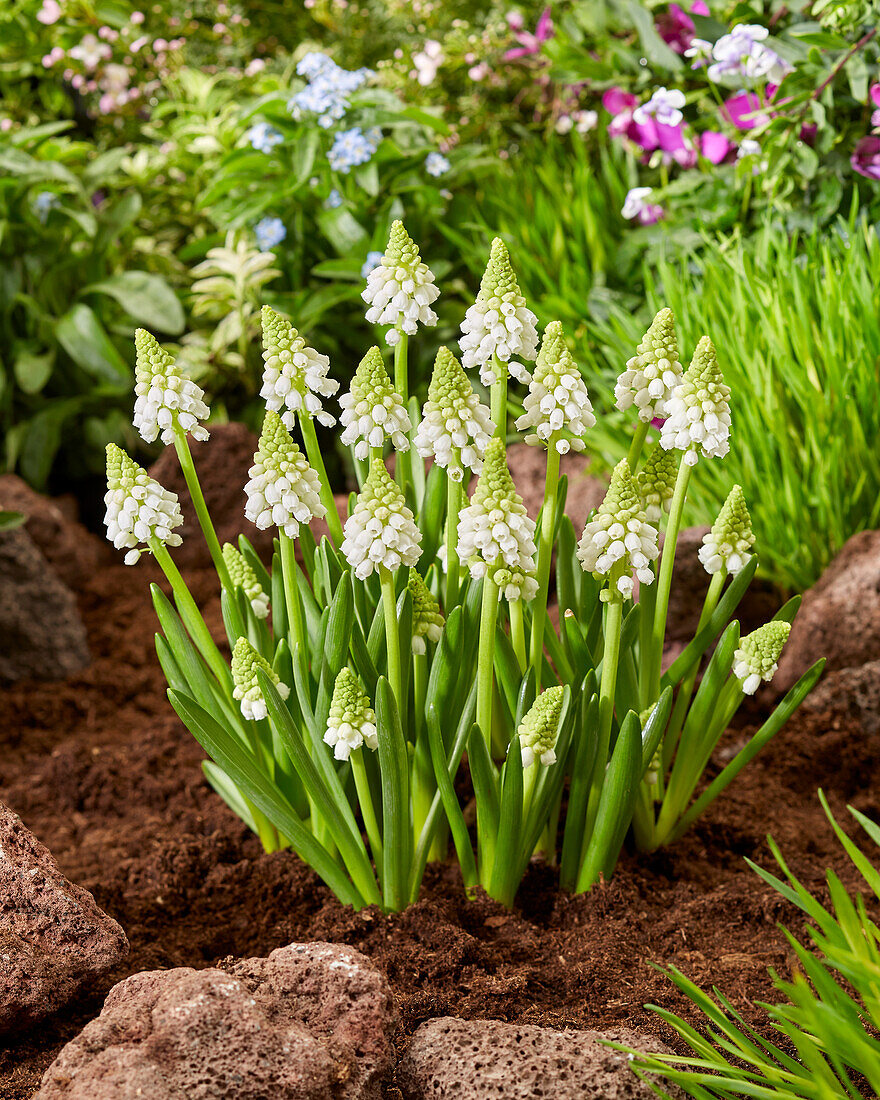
(376, 677, 412, 912)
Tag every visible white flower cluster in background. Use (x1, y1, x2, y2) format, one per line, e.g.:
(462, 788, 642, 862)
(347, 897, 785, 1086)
(460, 236, 538, 385)
(339, 347, 412, 460)
(341, 458, 422, 580)
(518, 686, 565, 768)
(516, 320, 595, 453)
(324, 668, 378, 761)
(457, 437, 538, 601)
(615, 308, 682, 423)
(260, 305, 339, 429)
(231, 637, 289, 720)
(133, 328, 210, 445)
(362, 220, 439, 345)
(244, 411, 326, 538)
(733, 621, 790, 695)
(104, 443, 183, 565)
(699, 484, 755, 576)
(414, 346, 494, 481)
(661, 336, 731, 465)
(577, 459, 659, 601)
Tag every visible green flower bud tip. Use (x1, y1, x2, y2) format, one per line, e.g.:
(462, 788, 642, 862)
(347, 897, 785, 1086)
(636, 442, 679, 523)
(733, 621, 790, 695)
(479, 237, 521, 301)
(699, 485, 755, 577)
(518, 685, 565, 767)
(383, 219, 423, 271)
(408, 569, 445, 654)
(231, 637, 289, 720)
(339, 346, 411, 460)
(324, 667, 378, 761)
(222, 543, 270, 620)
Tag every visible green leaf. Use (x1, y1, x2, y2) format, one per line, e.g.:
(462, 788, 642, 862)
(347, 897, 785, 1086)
(83, 271, 185, 335)
(426, 700, 478, 890)
(0, 511, 25, 531)
(318, 207, 368, 254)
(13, 348, 53, 395)
(55, 303, 131, 386)
(376, 677, 412, 912)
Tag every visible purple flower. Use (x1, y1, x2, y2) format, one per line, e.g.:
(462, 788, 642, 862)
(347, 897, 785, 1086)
(656, 2, 711, 53)
(505, 7, 553, 60)
(622, 187, 664, 225)
(852, 136, 880, 181)
(700, 130, 735, 163)
(633, 87, 686, 128)
(721, 92, 769, 131)
(870, 83, 880, 129)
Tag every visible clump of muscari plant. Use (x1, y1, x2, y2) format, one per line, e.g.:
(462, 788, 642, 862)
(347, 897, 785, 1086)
(104, 221, 824, 912)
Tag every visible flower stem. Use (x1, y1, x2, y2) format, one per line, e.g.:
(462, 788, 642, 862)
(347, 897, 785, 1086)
(510, 599, 527, 673)
(393, 328, 412, 496)
(379, 565, 403, 716)
(445, 474, 462, 612)
(626, 420, 650, 471)
(529, 441, 561, 687)
(351, 748, 383, 870)
(172, 429, 231, 591)
(648, 454, 692, 703)
(279, 532, 306, 673)
(578, 595, 623, 879)
(490, 355, 507, 440)
(476, 574, 500, 749)
(299, 414, 344, 545)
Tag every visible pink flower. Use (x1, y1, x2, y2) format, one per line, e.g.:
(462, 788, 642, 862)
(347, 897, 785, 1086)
(505, 7, 553, 60)
(870, 84, 880, 129)
(721, 91, 770, 131)
(506, 10, 525, 31)
(37, 0, 62, 25)
(603, 87, 637, 115)
(852, 136, 880, 181)
(130, 10, 145, 23)
(700, 130, 735, 163)
(656, 2, 710, 53)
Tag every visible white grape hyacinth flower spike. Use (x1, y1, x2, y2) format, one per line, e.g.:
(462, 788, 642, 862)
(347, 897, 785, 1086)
(222, 543, 270, 619)
(456, 437, 538, 601)
(133, 328, 210, 445)
(339, 346, 411, 461)
(244, 411, 326, 538)
(414, 345, 494, 482)
(733, 621, 790, 695)
(518, 686, 565, 768)
(361, 219, 439, 346)
(104, 443, 183, 565)
(459, 237, 538, 386)
(577, 459, 659, 602)
(341, 458, 422, 580)
(324, 667, 379, 761)
(614, 307, 682, 424)
(260, 305, 339, 429)
(699, 484, 755, 576)
(661, 336, 731, 466)
(231, 637, 289, 720)
(515, 320, 595, 453)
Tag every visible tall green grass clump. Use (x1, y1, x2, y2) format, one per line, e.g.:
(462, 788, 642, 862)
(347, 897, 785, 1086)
(585, 214, 880, 593)
(629, 792, 880, 1099)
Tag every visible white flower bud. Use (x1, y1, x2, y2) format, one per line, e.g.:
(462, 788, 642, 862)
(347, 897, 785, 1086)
(414, 346, 494, 481)
(324, 667, 378, 761)
(362, 220, 439, 344)
(244, 411, 326, 539)
(231, 637, 289, 720)
(260, 305, 339, 429)
(339, 347, 411, 461)
(733, 621, 790, 695)
(133, 328, 210, 445)
(699, 485, 754, 576)
(341, 458, 422, 580)
(515, 321, 595, 452)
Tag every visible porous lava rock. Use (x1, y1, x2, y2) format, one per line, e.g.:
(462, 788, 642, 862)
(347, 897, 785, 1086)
(37, 941, 395, 1099)
(397, 1017, 683, 1100)
(148, 422, 348, 569)
(777, 529, 880, 691)
(0, 802, 128, 1033)
(800, 659, 880, 735)
(0, 527, 90, 682)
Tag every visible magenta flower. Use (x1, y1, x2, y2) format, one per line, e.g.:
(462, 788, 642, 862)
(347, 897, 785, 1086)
(721, 92, 770, 131)
(505, 7, 553, 60)
(852, 136, 880, 181)
(700, 131, 735, 164)
(656, 2, 710, 53)
(870, 84, 880, 129)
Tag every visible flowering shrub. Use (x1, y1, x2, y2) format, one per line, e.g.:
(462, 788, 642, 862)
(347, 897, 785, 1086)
(539, 1, 880, 231)
(105, 222, 822, 911)
(0, 124, 183, 488)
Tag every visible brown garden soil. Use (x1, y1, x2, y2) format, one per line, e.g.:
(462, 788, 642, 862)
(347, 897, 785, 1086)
(1, 491, 878, 1099)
